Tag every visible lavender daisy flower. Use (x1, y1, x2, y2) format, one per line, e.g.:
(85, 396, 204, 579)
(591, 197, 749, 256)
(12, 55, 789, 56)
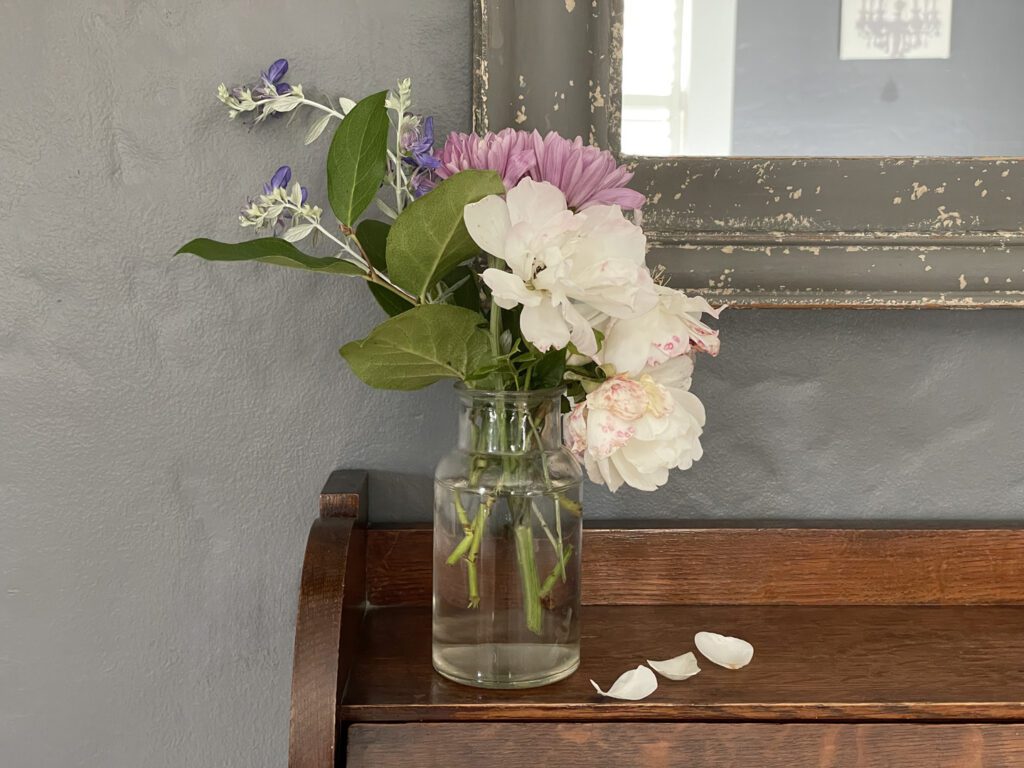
(530, 130, 646, 210)
(435, 128, 536, 189)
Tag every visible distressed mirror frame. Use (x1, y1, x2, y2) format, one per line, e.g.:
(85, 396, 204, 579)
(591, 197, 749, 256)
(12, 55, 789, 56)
(473, 0, 1024, 308)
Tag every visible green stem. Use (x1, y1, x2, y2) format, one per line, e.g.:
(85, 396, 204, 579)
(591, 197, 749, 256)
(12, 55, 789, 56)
(539, 545, 574, 599)
(466, 497, 492, 607)
(453, 491, 470, 528)
(527, 411, 567, 579)
(557, 493, 582, 516)
(514, 520, 543, 634)
(445, 527, 474, 566)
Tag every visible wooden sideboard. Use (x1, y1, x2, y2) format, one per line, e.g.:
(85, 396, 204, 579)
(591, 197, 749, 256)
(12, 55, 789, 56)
(288, 471, 1024, 767)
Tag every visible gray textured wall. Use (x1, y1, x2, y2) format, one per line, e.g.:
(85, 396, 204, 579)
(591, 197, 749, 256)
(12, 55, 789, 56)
(733, 0, 1024, 155)
(3, 1, 1024, 766)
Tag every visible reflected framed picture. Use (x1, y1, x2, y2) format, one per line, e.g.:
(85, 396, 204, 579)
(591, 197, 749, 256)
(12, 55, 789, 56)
(839, 0, 953, 60)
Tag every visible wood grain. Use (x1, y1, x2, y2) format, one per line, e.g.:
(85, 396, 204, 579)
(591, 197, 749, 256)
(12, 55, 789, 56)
(339, 604, 1024, 722)
(287, 472, 367, 768)
(347, 722, 1024, 767)
(319, 469, 368, 520)
(366, 527, 1024, 607)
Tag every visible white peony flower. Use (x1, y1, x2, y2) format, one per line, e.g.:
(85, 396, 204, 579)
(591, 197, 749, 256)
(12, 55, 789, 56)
(566, 355, 705, 492)
(592, 285, 723, 375)
(464, 178, 657, 355)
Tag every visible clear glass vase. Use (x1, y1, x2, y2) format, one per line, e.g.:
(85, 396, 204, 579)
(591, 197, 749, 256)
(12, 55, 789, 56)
(433, 386, 583, 689)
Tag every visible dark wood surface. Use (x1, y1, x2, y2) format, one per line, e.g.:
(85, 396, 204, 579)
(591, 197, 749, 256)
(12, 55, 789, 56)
(366, 527, 1024, 607)
(347, 722, 1024, 767)
(288, 472, 1024, 765)
(287, 472, 367, 768)
(338, 604, 1024, 722)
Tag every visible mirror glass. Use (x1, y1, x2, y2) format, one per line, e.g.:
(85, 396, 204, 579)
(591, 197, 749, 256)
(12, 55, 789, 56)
(622, 0, 1024, 157)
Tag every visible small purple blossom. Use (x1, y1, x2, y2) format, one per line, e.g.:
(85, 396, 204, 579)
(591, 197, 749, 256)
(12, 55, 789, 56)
(410, 171, 436, 198)
(245, 166, 310, 234)
(401, 116, 440, 171)
(263, 165, 292, 194)
(257, 58, 291, 97)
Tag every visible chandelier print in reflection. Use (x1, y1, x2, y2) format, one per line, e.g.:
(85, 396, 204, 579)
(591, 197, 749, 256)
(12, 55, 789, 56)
(840, 0, 952, 60)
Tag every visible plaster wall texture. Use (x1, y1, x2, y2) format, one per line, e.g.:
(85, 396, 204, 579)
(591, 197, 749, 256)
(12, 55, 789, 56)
(2, 1, 1023, 766)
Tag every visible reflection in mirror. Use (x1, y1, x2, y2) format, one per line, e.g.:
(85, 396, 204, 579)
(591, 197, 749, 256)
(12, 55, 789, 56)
(621, 0, 1024, 157)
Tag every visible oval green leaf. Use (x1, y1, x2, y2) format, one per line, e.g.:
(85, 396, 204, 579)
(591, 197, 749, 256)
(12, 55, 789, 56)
(385, 170, 505, 299)
(339, 305, 493, 390)
(176, 238, 364, 275)
(327, 90, 389, 226)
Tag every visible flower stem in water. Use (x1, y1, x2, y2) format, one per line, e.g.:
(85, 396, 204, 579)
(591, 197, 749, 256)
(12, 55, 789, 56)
(514, 520, 543, 634)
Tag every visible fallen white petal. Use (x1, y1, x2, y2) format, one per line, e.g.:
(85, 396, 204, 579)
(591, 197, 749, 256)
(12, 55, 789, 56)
(694, 631, 754, 670)
(647, 652, 701, 681)
(590, 665, 658, 700)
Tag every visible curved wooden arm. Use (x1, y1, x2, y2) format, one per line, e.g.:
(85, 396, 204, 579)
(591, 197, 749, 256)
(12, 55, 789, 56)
(288, 471, 367, 768)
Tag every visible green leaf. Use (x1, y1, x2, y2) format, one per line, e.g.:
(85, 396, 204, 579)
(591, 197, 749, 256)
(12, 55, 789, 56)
(176, 238, 364, 275)
(340, 305, 493, 391)
(355, 219, 391, 271)
(440, 265, 482, 313)
(530, 347, 567, 390)
(386, 170, 506, 299)
(327, 90, 389, 226)
(355, 219, 413, 316)
(368, 283, 416, 316)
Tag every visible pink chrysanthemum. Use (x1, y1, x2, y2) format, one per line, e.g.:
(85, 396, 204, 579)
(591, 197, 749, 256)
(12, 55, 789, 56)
(435, 128, 646, 211)
(530, 131, 646, 211)
(435, 128, 536, 189)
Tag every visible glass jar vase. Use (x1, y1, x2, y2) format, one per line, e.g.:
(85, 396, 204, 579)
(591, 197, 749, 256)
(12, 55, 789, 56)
(433, 387, 583, 689)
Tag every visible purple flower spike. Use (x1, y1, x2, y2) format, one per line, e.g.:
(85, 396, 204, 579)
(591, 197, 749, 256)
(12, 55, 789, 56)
(264, 59, 289, 84)
(300, 186, 308, 204)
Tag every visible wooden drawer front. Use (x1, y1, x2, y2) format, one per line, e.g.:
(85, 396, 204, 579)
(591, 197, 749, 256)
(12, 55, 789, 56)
(347, 722, 1024, 767)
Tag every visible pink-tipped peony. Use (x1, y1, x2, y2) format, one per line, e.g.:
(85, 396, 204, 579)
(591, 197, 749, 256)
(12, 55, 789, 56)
(566, 356, 705, 492)
(435, 128, 536, 189)
(531, 131, 646, 211)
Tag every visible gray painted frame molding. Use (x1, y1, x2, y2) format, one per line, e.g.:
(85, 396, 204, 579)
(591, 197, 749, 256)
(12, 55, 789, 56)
(473, 0, 1024, 308)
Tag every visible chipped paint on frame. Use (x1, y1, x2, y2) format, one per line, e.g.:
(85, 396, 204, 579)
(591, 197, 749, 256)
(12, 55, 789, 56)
(473, 0, 1024, 308)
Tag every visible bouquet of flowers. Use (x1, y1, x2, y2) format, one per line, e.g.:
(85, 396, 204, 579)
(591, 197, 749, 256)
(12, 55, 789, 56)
(179, 62, 721, 682)
(180, 60, 720, 491)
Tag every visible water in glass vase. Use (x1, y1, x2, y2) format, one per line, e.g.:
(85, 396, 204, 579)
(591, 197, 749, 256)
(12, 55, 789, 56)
(433, 387, 583, 689)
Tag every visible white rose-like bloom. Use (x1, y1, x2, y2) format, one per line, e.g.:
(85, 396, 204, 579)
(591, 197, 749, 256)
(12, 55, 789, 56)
(592, 285, 723, 375)
(464, 178, 657, 355)
(566, 355, 705, 492)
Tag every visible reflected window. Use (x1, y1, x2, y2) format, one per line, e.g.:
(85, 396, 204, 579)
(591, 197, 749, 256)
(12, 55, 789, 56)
(621, 0, 737, 156)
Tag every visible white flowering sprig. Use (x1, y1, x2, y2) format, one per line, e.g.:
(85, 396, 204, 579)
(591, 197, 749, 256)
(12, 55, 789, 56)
(382, 78, 417, 217)
(216, 61, 433, 212)
(231, 164, 419, 305)
(239, 166, 322, 241)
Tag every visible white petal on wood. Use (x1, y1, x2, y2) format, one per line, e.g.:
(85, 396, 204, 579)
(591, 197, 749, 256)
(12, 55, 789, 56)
(647, 652, 701, 681)
(590, 665, 658, 700)
(694, 631, 754, 670)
